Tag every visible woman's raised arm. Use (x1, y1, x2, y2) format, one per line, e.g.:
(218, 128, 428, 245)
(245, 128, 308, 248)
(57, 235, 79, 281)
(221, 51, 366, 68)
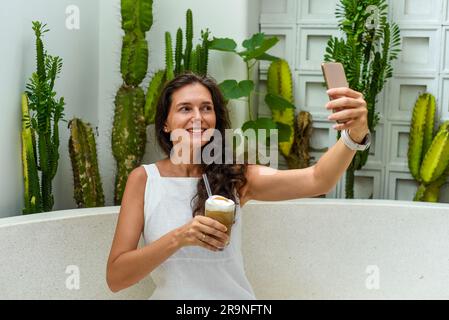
(239, 87, 369, 206)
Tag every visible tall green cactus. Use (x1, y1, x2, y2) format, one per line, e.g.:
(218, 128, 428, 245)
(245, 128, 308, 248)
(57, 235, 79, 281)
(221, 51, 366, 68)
(420, 122, 449, 184)
(174, 9, 209, 76)
(69, 118, 105, 208)
(121, 33, 149, 86)
(184, 9, 193, 71)
(21, 94, 42, 214)
(175, 28, 184, 75)
(121, 0, 153, 33)
(23, 21, 65, 213)
(113, 0, 153, 204)
(165, 32, 175, 81)
(408, 93, 449, 202)
(267, 59, 295, 158)
(191, 45, 200, 74)
(408, 93, 436, 180)
(144, 70, 166, 125)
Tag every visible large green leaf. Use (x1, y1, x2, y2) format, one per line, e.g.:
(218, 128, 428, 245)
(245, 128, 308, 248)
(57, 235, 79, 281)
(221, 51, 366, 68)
(265, 93, 295, 112)
(239, 36, 279, 62)
(219, 80, 254, 100)
(208, 37, 237, 52)
(242, 33, 265, 51)
(275, 122, 292, 143)
(255, 53, 279, 62)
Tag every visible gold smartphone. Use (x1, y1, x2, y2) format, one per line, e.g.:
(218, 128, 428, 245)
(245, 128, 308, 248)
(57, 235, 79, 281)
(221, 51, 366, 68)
(321, 62, 349, 124)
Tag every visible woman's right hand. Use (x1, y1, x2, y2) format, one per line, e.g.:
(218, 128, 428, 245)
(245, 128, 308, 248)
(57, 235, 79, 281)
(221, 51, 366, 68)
(176, 215, 229, 251)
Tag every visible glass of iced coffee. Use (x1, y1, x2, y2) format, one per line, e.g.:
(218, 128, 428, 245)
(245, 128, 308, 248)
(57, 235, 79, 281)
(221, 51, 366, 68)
(205, 195, 235, 243)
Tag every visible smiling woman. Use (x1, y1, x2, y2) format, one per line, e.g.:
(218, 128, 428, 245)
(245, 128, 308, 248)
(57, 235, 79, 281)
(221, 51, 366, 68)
(106, 71, 370, 299)
(107, 73, 255, 299)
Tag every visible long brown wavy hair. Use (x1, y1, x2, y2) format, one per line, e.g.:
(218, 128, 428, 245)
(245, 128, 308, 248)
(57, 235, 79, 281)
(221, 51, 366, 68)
(155, 72, 248, 216)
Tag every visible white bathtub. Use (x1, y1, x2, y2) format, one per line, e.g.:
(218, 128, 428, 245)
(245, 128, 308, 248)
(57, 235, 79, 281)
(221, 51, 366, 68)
(1, 199, 449, 299)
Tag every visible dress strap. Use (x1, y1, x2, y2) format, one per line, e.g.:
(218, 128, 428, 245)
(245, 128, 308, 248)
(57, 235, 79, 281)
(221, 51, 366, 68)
(142, 163, 161, 179)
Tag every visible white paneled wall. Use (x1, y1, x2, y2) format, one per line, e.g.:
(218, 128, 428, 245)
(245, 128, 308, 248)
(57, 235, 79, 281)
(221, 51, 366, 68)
(260, 0, 449, 202)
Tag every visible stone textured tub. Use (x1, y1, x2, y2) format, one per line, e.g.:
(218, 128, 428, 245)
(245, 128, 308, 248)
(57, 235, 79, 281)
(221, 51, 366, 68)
(1, 199, 449, 299)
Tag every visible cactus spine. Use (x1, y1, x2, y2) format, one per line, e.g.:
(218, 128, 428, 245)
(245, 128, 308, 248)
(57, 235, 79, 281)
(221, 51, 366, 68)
(69, 118, 105, 208)
(113, 0, 153, 204)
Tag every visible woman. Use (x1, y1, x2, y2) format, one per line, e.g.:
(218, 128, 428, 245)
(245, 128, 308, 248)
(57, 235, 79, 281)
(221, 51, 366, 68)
(106, 72, 370, 299)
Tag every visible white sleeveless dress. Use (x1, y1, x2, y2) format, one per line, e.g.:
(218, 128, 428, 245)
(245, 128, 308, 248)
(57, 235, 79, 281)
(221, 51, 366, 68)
(141, 163, 256, 300)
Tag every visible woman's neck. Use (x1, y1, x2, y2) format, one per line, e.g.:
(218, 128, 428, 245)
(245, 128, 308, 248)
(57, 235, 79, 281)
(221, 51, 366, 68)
(161, 158, 202, 177)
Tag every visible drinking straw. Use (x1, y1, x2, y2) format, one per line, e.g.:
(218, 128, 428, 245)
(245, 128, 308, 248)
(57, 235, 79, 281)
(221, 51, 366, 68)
(202, 173, 212, 198)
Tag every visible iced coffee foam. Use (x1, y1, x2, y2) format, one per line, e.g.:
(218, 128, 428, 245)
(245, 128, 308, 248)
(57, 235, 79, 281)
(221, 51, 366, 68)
(205, 195, 235, 212)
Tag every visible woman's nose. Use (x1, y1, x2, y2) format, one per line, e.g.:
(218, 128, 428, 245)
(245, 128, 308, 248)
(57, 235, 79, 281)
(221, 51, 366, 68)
(192, 108, 202, 121)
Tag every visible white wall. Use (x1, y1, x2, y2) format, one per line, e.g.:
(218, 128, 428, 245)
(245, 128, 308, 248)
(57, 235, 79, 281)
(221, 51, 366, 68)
(0, 0, 100, 218)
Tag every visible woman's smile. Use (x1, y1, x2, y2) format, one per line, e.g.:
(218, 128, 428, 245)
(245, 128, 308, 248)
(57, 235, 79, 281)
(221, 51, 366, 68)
(186, 127, 208, 137)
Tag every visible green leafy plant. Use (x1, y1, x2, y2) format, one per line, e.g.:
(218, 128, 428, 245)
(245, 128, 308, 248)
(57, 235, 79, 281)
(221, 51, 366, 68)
(22, 21, 66, 214)
(68, 118, 105, 208)
(208, 33, 292, 159)
(112, 0, 153, 205)
(408, 93, 449, 202)
(324, 0, 401, 198)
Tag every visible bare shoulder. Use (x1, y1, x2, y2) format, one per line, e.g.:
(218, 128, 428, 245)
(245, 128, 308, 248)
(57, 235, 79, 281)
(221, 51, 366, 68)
(127, 166, 148, 184)
(119, 165, 148, 219)
(107, 166, 148, 268)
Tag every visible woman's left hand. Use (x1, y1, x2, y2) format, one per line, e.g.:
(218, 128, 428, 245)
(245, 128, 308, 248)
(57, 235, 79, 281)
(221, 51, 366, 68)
(326, 87, 369, 143)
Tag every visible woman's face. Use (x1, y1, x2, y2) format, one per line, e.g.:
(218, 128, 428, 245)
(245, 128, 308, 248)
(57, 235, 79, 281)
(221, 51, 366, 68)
(164, 83, 217, 149)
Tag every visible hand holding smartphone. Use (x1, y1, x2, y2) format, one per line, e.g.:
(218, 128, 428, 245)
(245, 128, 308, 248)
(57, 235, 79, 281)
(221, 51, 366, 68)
(321, 62, 349, 124)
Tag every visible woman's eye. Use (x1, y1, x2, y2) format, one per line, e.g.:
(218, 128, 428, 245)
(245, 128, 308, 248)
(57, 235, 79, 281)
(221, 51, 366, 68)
(180, 106, 190, 112)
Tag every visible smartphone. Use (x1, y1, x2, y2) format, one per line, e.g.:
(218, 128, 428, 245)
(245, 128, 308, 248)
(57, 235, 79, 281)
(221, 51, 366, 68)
(321, 62, 349, 124)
